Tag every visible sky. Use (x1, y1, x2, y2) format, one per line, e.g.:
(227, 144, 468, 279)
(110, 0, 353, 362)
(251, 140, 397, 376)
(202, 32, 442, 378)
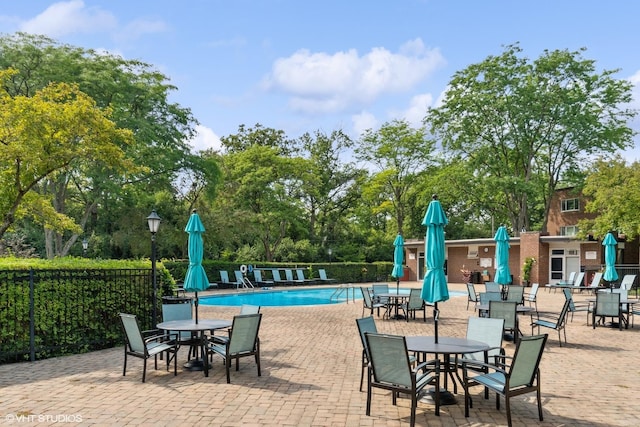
(1, 0, 640, 159)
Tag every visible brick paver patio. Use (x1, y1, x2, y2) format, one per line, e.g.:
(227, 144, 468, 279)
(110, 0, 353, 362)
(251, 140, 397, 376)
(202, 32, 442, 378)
(1, 282, 638, 426)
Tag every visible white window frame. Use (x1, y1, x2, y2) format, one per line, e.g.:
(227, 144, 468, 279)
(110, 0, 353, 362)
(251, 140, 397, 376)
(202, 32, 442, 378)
(561, 198, 580, 212)
(560, 225, 579, 236)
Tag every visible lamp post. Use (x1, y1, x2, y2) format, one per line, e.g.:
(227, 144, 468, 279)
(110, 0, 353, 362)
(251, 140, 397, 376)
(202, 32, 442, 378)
(147, 210, 161, 327)
(82, 238, 88, 257)
(327, 248, 332, 264)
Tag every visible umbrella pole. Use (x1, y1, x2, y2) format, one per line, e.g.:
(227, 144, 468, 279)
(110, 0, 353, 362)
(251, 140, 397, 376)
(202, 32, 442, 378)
(433, 302, 439, 343)
(194, 291, 199, 324)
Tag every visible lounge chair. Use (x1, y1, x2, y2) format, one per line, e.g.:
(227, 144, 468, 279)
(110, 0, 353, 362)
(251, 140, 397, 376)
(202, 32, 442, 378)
(218, 271, 232, 288)
(365, 332, 440, 426)
(271, 269, 290, 285)
(285, 268, 304, 285)
(619, 274, 636, 291)
(462, 334, 548, 427)
(206, 313, 262, 383)
(295, 268, 316, 284)
(318, 268, 337, 283)
(118, 313, 178, 383)
(253, 269, 274, 287)
(573, 272, 602, 294)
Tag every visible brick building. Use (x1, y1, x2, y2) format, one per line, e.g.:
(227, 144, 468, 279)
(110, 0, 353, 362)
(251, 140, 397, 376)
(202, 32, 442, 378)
(402, 188, 638, 286)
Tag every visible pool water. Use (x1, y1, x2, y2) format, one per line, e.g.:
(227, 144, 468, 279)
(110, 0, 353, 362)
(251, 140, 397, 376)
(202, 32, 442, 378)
(198, 286, 464, 307)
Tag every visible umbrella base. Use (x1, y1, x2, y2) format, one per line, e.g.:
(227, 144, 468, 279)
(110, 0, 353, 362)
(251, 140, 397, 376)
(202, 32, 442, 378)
(420, 388, 457, 405)
(183, 358, 210, 371)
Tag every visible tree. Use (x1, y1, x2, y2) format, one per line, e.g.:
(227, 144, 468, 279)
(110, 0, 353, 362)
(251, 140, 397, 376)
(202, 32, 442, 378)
(578, 156, 640, 240)
(356, 120, 436, 236)
(0, 69, 134, 241)
(426, 43, 636, 234)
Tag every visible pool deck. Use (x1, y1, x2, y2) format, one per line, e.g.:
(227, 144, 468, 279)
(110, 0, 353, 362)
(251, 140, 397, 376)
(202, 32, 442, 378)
(1, 282, 639, 426)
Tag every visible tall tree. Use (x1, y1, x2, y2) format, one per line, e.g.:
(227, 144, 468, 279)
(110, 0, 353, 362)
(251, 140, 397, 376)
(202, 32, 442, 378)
(356, 120, 435, 236)
(0, 70, 134, 241)
(426, 43, 636, 234)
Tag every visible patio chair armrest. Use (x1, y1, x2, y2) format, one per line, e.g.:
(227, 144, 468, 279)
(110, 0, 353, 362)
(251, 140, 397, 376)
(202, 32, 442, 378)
(145, 331, 178, 344)
(414, 358, 440, 374)
(461, 358, 507, 375)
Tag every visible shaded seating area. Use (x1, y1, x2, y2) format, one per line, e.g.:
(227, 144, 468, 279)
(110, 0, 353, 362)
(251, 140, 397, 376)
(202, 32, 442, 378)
(206, 313, 262, 383)
(118, 313, 178, 383)
(462, 334, 548, 427)
(365, 332, 440, 426)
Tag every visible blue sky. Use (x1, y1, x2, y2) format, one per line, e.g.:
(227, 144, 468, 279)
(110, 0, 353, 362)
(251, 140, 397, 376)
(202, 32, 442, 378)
(1, 0, 639, 159)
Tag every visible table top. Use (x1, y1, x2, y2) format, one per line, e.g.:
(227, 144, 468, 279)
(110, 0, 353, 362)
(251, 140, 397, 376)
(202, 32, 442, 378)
(405, 336, 490, 355)
(157, 319, 232, 332)
(376, 291, 411, 298)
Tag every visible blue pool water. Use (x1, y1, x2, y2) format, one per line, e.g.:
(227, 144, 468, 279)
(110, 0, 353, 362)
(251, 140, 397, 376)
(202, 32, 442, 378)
(199, 287, 464, 307)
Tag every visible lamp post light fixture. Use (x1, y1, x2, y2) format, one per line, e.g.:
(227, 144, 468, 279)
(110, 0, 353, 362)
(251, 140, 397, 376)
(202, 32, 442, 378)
(82, 238, 88, 257)
(327, 248, 333, 264)
(147, 210, 161, 327)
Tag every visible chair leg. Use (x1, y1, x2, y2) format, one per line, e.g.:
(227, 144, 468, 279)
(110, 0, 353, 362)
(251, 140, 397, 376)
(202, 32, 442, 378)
(365, 373, 372, 416)
(537, 384, 543, 421)
(410, 394, 417, 427)
(122, 351, 128, 377)
(505, 396, 512, 427)
(225, 356, 231, 383)
(142, 358, 147, 383)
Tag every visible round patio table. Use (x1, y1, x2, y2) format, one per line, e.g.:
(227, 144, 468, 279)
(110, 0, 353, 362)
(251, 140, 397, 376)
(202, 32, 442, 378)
(157, 319, 232, 376)
(405, 336, 490, 405)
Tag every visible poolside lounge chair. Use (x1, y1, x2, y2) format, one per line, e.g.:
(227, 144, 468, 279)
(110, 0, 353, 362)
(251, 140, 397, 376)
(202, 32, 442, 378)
(318, 269, 337, 283)
(218, 271, 232, 288)
(206, 313, 262, 383)
(295, 268, 316, 284)
(253, 270, 274, 287)
(365, 332, 440, 426)
(119, 313, 178, 383)
(620, 274, 636, 291)
(285, 268, 304, 285)
(271, 269, 290, 285)
(462, 334, 548, 427)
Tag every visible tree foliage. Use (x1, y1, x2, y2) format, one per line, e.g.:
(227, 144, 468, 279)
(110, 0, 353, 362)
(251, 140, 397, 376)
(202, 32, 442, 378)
(426, 43, 636, 234)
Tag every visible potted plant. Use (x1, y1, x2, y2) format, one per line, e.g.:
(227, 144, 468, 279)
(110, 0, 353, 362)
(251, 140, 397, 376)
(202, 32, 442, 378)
(522, 257, 536, 286)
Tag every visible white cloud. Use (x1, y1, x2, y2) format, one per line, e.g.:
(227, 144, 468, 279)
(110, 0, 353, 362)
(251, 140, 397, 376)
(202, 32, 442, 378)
(351, 111, 378, 138)
(390, 93, 434, 128)
(189, 125, 222, 153)
(115, 18, 168, 43)
(19, 0, 117, 37)
(264, 38, 445, 115)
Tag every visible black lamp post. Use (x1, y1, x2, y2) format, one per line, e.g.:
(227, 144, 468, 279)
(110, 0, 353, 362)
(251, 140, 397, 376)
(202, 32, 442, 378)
(147, 210, 161, 327)
(327, 248, 332, 264)
(82, 238, 88, 257)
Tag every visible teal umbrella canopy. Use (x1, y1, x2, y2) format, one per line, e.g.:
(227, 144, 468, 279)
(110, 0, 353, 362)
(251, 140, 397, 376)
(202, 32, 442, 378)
(494, 226, 511, 285)
(602, 232, 619, 282)
(391, 234, 405, 279)
(421, 195, 448, 343)
(183, 211, 210, 323)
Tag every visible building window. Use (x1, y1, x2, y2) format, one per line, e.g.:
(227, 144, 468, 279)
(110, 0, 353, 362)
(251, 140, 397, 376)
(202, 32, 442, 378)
(560, 225, 578, 236)
(561, 198, 579, 212)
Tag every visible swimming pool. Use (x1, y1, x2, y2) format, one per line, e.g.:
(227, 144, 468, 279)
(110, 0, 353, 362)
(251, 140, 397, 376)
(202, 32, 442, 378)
(199, 286, 464, 307)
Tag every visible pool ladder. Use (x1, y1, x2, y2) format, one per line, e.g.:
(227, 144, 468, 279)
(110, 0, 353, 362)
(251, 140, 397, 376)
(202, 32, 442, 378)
(330, 284, 356, 303)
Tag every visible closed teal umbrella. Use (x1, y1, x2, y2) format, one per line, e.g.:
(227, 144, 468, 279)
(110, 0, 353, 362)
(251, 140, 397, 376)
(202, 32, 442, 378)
(421, 195, 448, 343)
(602, 232, 618, 284)
(391, 234, 405, 295)
(494, 226, 511, 286)
(183, 210, 210, 323)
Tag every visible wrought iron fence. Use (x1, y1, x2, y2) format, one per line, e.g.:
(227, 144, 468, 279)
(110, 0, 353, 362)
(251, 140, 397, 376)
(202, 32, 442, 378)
(0, 268, 168, 364)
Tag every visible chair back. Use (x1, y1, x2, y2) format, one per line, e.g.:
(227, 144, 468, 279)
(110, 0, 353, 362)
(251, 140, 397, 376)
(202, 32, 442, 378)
(620, 274, 636, 291)
(589, 272, 603, 288)
(228, 313, 262, 355)
(566, 271, 576, 283)
(296, 269, 307, 281)
(319, 269, 329, 280)
(234, 270, 245, 285)
(285, 269, 295, 282)
(272, 269, 283, 281)
(572, 272, 585, 287)
(239, 304, 261, 314)
(595, 292, 621, 317)
(506, 286, 524, 304)
(526, 283, 539, 302)
(219, 271, 230, 284)
(489, 300, 517, 330)
(365, 332, 412, 388)
(508, 334, 548, 388)
(465, 317, 504, 362)
(119, 313, 146, 354)
(356, 316, 377, 360)
(407, 288, 425, 310)
(485, 282, 500, 293)
(467, 283, 478, 302)
(360, 287, 374, 309)
(562, 288, 577, 312)
(372, 284, 389, 303)
(479, 291, 502, 305)
(555, 299, 571, 328)
(253, 270, 264, 282)
(162, 299, 193, 340)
